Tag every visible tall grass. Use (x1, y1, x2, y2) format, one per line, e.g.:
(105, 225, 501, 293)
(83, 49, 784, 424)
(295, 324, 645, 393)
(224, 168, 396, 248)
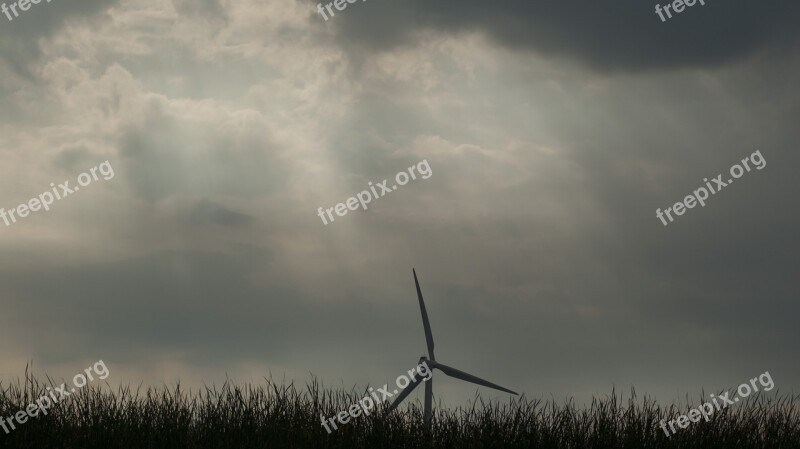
(0, 369, 797, 448)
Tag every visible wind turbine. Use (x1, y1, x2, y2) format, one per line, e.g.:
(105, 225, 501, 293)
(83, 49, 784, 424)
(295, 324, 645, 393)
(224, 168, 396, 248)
(387, 269, 518, 429)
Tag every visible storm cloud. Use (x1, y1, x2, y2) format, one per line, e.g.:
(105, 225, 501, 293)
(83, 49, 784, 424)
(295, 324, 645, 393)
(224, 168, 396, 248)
(0, 0, 797, 407)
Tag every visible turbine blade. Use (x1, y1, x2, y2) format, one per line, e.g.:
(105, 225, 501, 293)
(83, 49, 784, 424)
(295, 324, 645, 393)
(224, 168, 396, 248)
(386, 373, 424, 413)
(430, 361, 518, 395)
(413, 268, 435, 361)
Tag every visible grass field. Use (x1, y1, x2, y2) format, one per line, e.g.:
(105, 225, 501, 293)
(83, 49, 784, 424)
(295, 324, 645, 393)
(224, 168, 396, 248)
(1, 371, 798, 449)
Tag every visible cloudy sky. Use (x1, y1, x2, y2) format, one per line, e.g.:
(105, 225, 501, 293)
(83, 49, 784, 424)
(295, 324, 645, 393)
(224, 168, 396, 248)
(1, 0, 798, 407)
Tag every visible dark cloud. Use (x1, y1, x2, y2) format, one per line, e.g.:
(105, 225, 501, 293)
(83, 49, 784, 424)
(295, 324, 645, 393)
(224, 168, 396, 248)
(318, 0, 800, 71)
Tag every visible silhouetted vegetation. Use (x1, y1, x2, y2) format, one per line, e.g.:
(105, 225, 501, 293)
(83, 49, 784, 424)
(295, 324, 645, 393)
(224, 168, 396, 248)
(0, 370, 798, 448)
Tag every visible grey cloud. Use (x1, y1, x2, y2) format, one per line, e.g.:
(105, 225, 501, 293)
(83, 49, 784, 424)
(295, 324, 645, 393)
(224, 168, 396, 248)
(0, 0, 120, 75)
(53, 144, 97, 173)
(187, 199, 255, 227)
(117, 96, 289, 203)
(171, 0, 226, 19)
(0, 249, 432, 381)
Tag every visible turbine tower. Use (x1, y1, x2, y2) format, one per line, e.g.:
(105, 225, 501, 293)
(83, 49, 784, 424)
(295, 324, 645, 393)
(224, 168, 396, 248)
(387, 269, 518, 429)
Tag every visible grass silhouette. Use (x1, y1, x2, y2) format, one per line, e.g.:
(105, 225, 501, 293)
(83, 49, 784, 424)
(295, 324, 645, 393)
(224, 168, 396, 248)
(0, 368, 798, 448)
